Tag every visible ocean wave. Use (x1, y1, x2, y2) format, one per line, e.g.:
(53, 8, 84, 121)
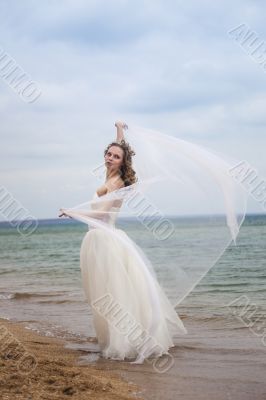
(197, 282, 255, 288)
(0, 291, 67, 300)
(0, 271, 16, 275)
(38, 299, 84, 304)
(24, 322, 86, 341)
(0, 293, 15, 300)
(193, 286, 265, 293)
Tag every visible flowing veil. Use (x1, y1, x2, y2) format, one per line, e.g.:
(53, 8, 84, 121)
(61, 124, 248, 308)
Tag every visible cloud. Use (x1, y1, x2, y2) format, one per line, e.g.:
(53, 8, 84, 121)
(0, 0, 266, 218)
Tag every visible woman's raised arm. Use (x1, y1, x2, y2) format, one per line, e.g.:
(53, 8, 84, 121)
(115, 120, 128, 143)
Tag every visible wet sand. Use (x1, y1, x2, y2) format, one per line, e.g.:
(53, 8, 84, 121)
(0, 318, 142, 400)
(1, 317, 266, 400)
(89, 319, 266, 400)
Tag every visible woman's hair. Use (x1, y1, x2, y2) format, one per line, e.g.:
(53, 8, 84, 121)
(104, 140, 138, 186)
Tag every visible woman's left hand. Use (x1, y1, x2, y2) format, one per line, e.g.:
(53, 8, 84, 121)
(59, 208, 67, 218)
(115, 121, 128, 130)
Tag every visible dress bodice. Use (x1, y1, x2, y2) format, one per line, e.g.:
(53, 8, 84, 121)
(88, 191, 120, 230)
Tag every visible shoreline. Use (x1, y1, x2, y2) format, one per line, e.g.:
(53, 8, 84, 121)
(0, 317, 142, 400)
(1, 315, 266, 400)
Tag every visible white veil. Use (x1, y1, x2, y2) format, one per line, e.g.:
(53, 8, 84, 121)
(61, 124, 248, 307)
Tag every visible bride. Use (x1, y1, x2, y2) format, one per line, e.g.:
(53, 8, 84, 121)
(59, 121, 188, 364)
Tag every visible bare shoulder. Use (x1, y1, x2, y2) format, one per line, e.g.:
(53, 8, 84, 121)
(106, 177, 125, 193)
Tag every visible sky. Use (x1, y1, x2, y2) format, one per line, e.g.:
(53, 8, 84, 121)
(0, 0, 266, 220)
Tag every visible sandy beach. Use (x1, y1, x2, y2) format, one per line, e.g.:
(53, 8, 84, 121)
(1, 316, 266, 400)
(0, 318, 142, 400)
(1, 0, 266, 398)
(1, 217, 266, 400)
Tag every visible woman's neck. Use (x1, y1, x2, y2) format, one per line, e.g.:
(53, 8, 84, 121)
(105, 169, 121, 181)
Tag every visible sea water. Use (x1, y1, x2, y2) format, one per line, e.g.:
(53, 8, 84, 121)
(0, 215, 265, 343)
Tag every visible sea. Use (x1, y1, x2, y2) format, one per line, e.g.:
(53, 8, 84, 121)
(0, 214, 265, 343)
(1, 215, 266, 399)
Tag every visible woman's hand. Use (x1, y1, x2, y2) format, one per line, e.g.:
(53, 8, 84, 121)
(115, 120, 128, 130)
(59, 208, 68, 218)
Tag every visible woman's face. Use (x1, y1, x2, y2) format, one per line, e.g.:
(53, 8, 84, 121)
(104, 145, 124, 171)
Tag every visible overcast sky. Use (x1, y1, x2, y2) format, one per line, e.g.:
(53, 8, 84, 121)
(0, 0, 266, 220)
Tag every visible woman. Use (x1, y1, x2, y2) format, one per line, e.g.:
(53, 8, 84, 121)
(59, 121, 188, 364)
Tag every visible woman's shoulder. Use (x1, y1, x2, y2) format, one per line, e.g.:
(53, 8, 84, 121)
(96, 178, 124, 197)
(106, 177, 125, 192)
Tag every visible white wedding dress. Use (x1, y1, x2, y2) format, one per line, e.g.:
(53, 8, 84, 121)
(79, 191, 187, 363)
(61, 124, 248, 364)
